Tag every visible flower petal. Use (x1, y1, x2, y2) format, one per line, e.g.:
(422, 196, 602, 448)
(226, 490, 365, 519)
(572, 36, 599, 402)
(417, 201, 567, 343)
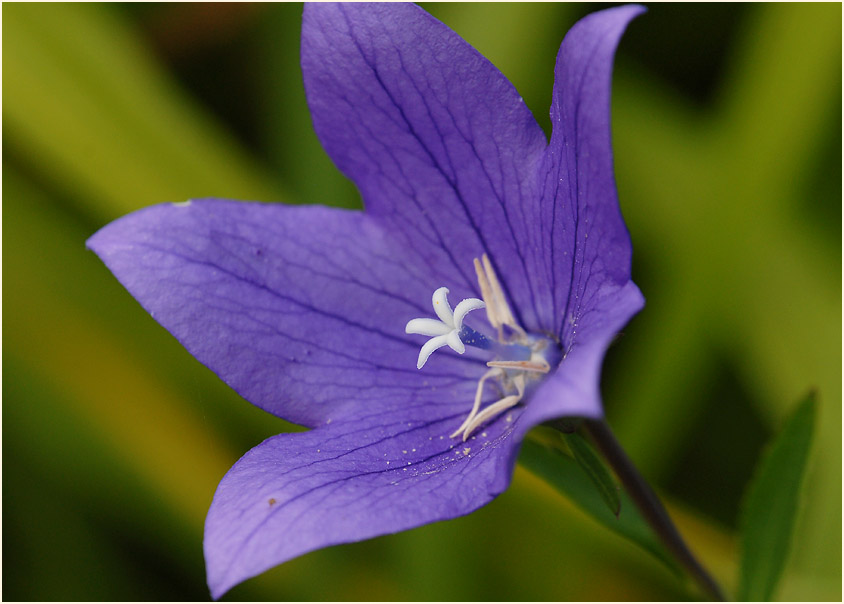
(534, 5, 646, 344)
(301, 2, 549, 329)
(204, 406, 520, 599)
(86, 200, 485, 427)
(518, 281, 645, 427)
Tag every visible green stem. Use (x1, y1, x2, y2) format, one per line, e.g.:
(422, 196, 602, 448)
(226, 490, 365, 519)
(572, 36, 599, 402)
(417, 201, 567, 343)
(578, 420, 727, 601)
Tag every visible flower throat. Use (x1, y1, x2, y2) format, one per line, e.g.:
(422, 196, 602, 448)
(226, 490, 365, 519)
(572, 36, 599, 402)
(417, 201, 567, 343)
(406, 255, 551, 441)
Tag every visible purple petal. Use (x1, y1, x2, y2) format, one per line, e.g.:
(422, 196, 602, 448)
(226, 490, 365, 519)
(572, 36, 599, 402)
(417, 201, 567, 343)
(205, 403, 523, 599)
(86, 200, 487, 427)
(88, 6, 650, 598)
(533, 4, 646, 346)
(301, 2, 550, 331)
(519, 281, 645, 426)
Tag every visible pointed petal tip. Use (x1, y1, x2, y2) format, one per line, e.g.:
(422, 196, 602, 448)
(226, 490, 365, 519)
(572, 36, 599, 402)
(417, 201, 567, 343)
(85, 218, 117, 256)
(204, 414, 522, 598)
(583, 3, 647, 41)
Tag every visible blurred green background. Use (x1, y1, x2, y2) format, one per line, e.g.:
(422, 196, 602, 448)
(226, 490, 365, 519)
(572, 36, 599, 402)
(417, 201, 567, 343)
(3, 2, 840, 600)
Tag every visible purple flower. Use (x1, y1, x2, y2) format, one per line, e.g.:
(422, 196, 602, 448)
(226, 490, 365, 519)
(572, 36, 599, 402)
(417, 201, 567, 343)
(88, 3, 644, 598)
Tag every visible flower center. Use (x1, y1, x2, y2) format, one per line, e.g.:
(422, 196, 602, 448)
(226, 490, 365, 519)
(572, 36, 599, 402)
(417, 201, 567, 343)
(405, 254, 551, 440)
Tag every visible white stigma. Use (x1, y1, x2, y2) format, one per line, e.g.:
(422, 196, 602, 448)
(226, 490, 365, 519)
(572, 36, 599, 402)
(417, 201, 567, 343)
(406, 255, 550, 441)
(405, 287, 485, 369)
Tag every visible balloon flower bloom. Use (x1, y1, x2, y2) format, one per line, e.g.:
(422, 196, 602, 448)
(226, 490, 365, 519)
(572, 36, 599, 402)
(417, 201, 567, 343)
(88, 3, 645, 597)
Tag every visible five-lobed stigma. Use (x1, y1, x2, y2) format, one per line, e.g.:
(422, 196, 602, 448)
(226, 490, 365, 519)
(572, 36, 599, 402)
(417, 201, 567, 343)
(405, 287, 485, 370)
(405, 254, 550, 441)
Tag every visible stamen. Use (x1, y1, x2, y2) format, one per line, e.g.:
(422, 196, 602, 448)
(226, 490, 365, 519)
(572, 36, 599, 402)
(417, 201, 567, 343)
(406, 256, 554, 440)
(461, 373, 526, 441)
(481, 254, 516, 329)
(473, 257, 499, 329)
(486, 360, 550, 373)
(474, 254, 525, 339)
(449, 367, 503, 439)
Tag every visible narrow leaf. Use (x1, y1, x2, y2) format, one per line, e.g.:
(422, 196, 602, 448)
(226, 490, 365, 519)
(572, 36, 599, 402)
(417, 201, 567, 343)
(520, 438, 679, 574)
(738, 391, 817, 601)
(562, 432, 621, 516)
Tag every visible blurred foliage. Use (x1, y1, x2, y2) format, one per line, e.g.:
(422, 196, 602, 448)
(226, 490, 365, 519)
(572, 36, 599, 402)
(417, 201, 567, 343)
(3, 2, 840, 601)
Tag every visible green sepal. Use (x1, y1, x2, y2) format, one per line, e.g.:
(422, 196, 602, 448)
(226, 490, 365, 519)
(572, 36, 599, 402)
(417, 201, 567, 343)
(561, 432, 622, 517)
(520, 435, 680, 575)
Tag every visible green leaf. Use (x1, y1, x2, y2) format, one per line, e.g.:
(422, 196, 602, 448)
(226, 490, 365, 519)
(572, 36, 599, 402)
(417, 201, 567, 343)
(561, 432, 621, 517)
(519, 437, 679, 575)
(737, 391, 818, 601)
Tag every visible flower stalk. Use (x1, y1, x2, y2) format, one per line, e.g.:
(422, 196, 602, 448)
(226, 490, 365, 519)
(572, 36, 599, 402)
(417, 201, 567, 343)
(578, 420, 727, 601)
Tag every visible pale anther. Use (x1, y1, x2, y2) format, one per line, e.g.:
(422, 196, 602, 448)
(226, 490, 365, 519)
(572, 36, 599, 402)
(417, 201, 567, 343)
(474, 254, 525, 339)
(486, 359, 550, 373)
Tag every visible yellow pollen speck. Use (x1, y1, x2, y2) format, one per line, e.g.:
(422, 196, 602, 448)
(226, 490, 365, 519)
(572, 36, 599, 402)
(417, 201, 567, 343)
(463, 447, 471, 455)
